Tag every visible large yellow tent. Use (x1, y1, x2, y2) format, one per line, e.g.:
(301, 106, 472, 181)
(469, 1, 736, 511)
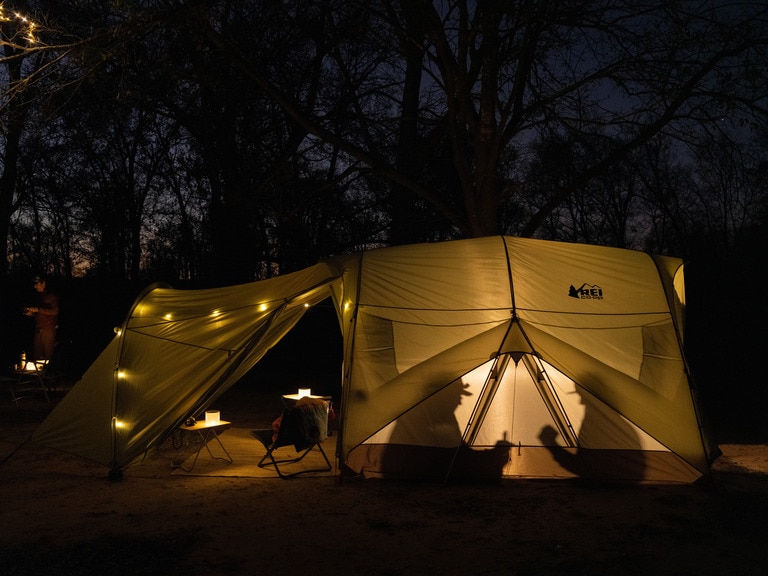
(33, 236, 716, 483)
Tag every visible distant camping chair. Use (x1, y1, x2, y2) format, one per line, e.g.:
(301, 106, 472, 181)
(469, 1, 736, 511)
(7, 340, 72, 405)
(251, 397, 332, 478)
(8, 360, 50, 405)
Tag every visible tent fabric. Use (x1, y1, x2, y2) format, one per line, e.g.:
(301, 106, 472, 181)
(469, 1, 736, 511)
(33, 236, 714, 483)
(32, 263, 340, 470)
(332, 236, 710, 483)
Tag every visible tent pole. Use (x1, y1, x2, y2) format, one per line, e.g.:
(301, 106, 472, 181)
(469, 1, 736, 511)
(336, 251, 364, 475)
(523, 355, 579, 447)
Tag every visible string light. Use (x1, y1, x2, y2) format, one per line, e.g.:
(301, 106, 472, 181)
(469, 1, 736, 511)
(0, 4, 39, 44)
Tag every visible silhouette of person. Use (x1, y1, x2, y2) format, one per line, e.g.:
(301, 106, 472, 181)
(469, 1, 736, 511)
(538, 385, 646, 482)
(24, 275, 60, 361)
(381, 379, 510, 480)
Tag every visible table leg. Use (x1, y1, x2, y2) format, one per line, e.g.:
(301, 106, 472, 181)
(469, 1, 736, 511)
(201, 428, 234, 464)
(178, 428, 233, 472)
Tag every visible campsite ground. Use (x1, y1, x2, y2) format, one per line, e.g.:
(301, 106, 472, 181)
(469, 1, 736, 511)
(2, 376, 768, 576)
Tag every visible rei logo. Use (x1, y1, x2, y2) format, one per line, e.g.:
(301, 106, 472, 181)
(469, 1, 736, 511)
(568, 283, 604, 300)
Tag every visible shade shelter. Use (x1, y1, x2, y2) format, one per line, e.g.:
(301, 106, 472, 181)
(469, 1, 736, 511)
(33, 236, 716, 483)
(32, 263, 339, 475)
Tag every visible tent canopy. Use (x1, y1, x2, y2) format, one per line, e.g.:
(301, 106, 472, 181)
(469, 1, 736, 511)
(33, 236, 716, 483)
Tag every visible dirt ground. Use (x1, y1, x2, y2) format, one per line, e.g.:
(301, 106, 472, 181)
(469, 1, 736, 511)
(2, 381, 768, 576)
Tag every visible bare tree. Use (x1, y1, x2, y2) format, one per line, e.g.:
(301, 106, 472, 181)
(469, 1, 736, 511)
(0, 2, 98, 282)
(187, 0, 768, 241)
(0, 7, 44, 280)
(4, 1, 768, 284)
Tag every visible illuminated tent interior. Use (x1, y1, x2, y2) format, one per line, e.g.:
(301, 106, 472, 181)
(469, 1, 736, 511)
(32, 236, 718, 483)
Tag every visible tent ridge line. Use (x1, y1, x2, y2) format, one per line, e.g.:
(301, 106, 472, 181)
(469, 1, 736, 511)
(518, 309, 676, 317)
(354, 304, 513, 312)
(500, 235, 517, 317)
(361, 319, 510, 329)
(523, 322, 668, 331)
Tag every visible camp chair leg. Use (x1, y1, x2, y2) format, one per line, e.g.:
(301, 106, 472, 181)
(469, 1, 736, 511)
(257, 442, 332, 479)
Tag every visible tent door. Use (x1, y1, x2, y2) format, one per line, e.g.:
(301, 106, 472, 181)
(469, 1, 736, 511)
(462, 353, 579, 448)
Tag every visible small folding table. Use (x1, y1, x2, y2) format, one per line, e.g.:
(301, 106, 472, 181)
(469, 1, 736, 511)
(176, 420, 233, 472)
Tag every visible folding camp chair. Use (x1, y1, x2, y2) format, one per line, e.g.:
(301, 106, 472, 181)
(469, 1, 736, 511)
(251, 397, 332, 478)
